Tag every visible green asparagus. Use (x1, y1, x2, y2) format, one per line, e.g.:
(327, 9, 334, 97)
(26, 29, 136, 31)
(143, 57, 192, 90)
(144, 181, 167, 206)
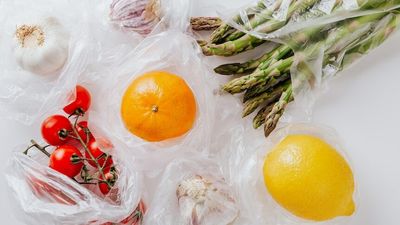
(203, 0, 320, 56)
(190, 17, 222, 31)
(204, 1, 400, 137)
(264, 86, 293, 136)
(243, 73, 290, 102)
(242, 80, 290, 117)
(253, 103, 275, 129)
(214, 44, 291, 75)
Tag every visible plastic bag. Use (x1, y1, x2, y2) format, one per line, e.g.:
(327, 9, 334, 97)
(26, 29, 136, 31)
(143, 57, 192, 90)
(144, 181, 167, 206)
(227, 123, 358, 225)
(222, 0, 400, 39)
(5, 143, 143, 225)
(0, 0, 91, 125)
(2, 0, 149, 224)
(143, 157, 240, 225)
(218, 0, 400, 114)
(4, 86, 144, 225)
(108, 0, 196, 35)
(0, 0, 146, 126)
(88, 0, 216, 171)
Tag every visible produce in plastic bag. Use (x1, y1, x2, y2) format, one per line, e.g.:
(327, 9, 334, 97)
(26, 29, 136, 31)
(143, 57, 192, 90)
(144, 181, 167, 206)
(199, 0, 400, 138)
(0, 0, 144, 126)
(232, 123, 357, 225)
(0, 0, 90, 125)
(5, 85, 144, 225)
(109, 0, 161, 35)
(144, 158, 239, 225)
(89, 0, 215, 170)
(109, 0, 223, 34)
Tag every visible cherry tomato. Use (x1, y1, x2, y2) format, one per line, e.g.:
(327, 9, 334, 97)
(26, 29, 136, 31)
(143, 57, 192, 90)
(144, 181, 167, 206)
(41, 115, 72, 146)
(76, 121, 93, 143)
(63, 85, 91, 115)
(85, 139, 114, 168)
(49, 145, 83, 178)
(98, 166, 117, 195)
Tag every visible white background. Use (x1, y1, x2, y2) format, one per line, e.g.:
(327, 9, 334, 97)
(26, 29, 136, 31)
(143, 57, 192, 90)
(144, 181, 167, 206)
(1, 0, 400, 224)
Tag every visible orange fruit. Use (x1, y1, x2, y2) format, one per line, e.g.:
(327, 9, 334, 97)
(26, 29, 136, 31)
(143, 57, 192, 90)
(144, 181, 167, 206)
(121, 71, 197, 142)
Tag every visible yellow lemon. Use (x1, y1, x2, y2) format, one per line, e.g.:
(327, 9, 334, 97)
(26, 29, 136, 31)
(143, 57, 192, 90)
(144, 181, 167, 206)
(263, 134, 355, 221)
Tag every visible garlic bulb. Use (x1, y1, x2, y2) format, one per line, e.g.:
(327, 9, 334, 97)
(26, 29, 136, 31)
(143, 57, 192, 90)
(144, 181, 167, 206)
(14, 17, 69, 75)
(110, 0, 161, 35)
(176, 175, 239, 225)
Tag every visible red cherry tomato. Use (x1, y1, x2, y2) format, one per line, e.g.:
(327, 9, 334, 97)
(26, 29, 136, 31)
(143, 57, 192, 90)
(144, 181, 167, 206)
(86, 139, 113, 168)
(49, 145, 83, 178)
(41, 115, 72, 146)
(76, 121, 93, 143)
(63, 85, 92, 115)
(98, 166, 117, 195)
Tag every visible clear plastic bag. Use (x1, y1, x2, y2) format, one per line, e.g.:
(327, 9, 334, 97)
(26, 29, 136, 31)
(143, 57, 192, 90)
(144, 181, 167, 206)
(229, 123, 358, 225)
(0, 0, 91, 125)
(1, 0, 148, 224)
(221, 0, 400, 39)
(143, 156, 240, 225)
(88, 0, 216, 171)
(217, 0, 400, 113)
(0, 0, 145, 126)
(5, 143, 143, 225)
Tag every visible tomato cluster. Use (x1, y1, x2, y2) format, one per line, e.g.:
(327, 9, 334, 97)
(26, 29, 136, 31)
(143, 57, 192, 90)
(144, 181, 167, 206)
(25, 85, 116, 196)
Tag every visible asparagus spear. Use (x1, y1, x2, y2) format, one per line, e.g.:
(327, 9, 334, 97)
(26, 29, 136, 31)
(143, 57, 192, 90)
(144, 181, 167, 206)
(214, 44, 291, 75)
(243, 80, 290, 117)
(243, 73, 290, 102)
(214, 50, 275, 75)
(191, 17, 222, 31)
(253, 102, 275, 129)
(223, 56, 294, 94)
(264, 85, 293, 136)
(203, 35, 266, 56)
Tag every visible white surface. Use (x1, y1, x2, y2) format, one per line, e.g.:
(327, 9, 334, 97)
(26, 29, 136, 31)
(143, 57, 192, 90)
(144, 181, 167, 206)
(1, 0, 400, 224)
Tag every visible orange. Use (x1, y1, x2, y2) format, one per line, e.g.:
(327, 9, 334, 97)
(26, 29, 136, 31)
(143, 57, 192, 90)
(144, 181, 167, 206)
(121, 71, 197, 142)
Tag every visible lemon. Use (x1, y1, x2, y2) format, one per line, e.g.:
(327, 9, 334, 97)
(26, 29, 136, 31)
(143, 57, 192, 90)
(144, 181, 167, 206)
(263, 134, 355, 221)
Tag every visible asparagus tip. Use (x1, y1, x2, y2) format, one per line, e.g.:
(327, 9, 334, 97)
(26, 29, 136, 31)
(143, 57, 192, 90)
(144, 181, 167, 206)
(214, 63, 242, 75)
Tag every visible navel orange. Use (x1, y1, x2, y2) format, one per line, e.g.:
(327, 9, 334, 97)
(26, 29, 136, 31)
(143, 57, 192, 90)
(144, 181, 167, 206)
(121, 71, 197, 142)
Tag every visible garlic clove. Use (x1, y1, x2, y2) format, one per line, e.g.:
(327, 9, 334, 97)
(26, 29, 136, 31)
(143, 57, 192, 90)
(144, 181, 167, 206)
(14, 17, 69, 75)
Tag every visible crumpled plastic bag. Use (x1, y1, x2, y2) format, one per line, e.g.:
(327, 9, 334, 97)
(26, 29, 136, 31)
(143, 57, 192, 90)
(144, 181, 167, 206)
(1, 0, 149, 224)
(88, 0, 216, 171)
(143, 157, 240, 225)
(224, 123, 358, 225)
(218, 0, 400, 114)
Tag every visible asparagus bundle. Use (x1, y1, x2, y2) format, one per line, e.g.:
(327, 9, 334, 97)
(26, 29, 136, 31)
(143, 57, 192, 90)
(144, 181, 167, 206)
(202, 0, 400, 57)
(202, 0, 400, 137)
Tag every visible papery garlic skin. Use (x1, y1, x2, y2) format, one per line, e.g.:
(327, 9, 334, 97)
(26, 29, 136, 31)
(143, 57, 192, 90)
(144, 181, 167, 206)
(177, 175, 239, 225)
(14, 17, 69, 75)
(110, 0, 161, 35)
